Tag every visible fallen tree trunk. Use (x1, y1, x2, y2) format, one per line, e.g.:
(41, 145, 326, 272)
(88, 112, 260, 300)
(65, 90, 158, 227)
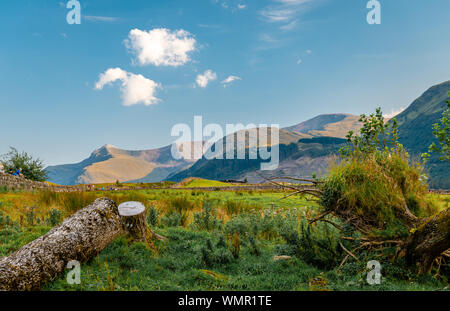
(0, 198, 151, 291)
(403, 208, 450, 274)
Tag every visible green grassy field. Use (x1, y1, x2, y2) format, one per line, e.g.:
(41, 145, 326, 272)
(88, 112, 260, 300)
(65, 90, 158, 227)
(0, 186, 448, 291)
(178, 178, 232, 188)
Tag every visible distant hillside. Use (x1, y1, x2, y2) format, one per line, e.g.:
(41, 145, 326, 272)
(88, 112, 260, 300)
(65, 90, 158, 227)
(168, 113, 360, 183)
(284, 114, 362, 139)
(395, 80, 450, 188)
(46, 144, 194, 185)
(168, 134, 347, 183)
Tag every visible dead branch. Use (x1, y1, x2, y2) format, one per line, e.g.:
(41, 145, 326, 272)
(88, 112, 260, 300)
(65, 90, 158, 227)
(339, 242, 360, 262)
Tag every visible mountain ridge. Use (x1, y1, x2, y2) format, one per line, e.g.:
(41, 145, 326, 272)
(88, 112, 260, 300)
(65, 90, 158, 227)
(46, 80, 450, 188)
(45, 144, 194, 185)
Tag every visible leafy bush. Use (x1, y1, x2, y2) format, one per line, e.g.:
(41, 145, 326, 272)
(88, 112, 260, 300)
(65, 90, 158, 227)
(191, 199, 223, 231)
(0, 147, 47, 181)
(278, 218, 342, 270)
(426, 92, 450, 161)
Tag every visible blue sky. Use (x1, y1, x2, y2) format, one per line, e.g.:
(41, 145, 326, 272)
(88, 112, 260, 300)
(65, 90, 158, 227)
(1, 0, 450, 166)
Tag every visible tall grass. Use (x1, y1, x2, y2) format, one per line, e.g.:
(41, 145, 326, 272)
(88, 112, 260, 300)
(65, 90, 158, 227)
(38, 191, 97, 214)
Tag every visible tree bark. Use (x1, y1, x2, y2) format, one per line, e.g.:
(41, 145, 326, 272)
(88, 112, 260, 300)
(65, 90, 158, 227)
(403, 208, 450, 274)
(118, 201, 166, 243)
(0, 198, 124, 291)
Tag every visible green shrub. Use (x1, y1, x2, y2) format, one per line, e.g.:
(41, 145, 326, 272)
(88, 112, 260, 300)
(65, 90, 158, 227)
(147, 206, 159, 226)
(166, 196, 195, 226)
(278, 218, 342, 270)
(248, 236, 261, 256)
(1, 147, 48, 182)
(47, 209, 62, 226)
(161, 212, 182, 227)
(191, 200, 223, 231)
(199, 237, 233, 267)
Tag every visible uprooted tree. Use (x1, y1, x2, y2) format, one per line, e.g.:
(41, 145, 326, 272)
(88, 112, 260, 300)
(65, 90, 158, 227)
(269, 108, 449, 274)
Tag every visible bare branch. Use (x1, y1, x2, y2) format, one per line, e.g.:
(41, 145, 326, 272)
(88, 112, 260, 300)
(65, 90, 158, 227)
(339, 242, 360, 262)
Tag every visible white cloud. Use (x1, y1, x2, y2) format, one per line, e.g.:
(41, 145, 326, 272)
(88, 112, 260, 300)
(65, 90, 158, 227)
(125, 28, 197, 67)
(296, 59, 302, 64)
(260, 8, 296, 22)
(214, 1, 247, 12)
(221, 75, 242, 87)
(280, 19, 298, 31)
(95, 68, 161, 106)
(196, 70, 217, 88)
(260, 0, 315, 30)
(259, 33, 279, 43)
(276, 0, 313, 4)
(383, 107, 405, 119)
(84, 15, 118, 22)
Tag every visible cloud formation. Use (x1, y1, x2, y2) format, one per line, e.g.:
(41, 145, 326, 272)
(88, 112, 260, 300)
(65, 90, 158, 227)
(125, 28, 197, 67)
(95, 68, 161, 106)
(221, 75, 242, 87)
(196, 70, 217, 88)
(84, 15, 118, 22)
(260, 0, 314, 30)
(383, 107, 405, 119)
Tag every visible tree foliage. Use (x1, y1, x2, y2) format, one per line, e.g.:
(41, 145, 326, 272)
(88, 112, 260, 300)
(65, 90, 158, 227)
(0, 147, 48, 182)
(425, 91, 450, 161)
(340, 107, 400, 157)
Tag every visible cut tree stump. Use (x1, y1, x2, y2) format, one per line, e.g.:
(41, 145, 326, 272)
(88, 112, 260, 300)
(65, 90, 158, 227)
(119, 201, 149, 243)
(118, 201, 166, 243)
(0, 198, 164, 291)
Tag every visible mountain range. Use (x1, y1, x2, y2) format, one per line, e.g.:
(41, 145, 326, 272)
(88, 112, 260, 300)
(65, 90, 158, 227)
(46, 144, 195, 185)
(46, 80, 450, 188)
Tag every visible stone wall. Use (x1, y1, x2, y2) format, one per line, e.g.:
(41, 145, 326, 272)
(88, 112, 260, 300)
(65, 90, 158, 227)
(0, 172, 86, 192)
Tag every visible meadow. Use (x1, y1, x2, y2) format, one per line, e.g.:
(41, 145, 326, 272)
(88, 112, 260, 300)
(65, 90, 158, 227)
(0, 184, 448, 291)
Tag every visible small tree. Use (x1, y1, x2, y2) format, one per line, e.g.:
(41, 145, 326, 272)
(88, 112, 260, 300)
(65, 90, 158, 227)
(0, 147, 48, 182)
(341, 107, 400, 156)
(425, 92, 450, 161)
